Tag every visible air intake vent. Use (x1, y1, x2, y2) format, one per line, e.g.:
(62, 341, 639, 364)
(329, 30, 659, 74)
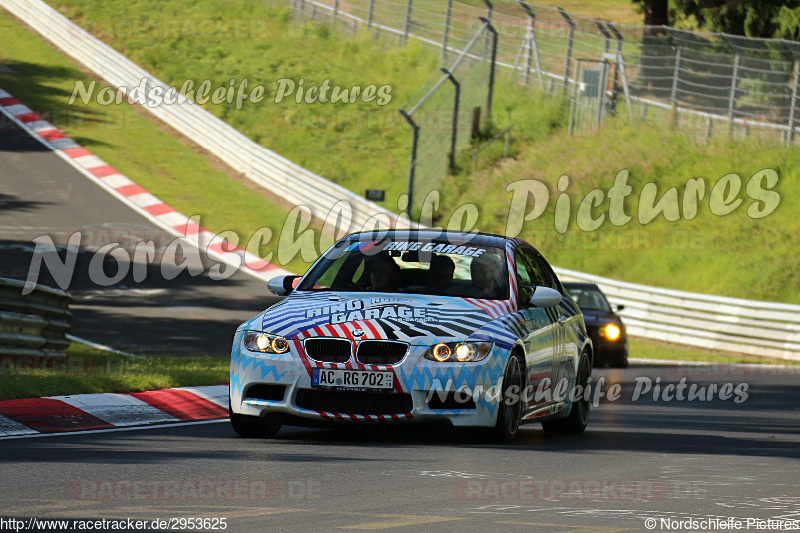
(304, 338, 351, 363)
(245, 384, 286, 402)
(427, 391, 476, 410)
(356, 340, 409, 365)
(295, 389, 413, 415)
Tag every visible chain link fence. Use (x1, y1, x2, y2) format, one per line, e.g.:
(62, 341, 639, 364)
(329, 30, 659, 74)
(287, 0, 800, 144)
(398, 20, 497, 215)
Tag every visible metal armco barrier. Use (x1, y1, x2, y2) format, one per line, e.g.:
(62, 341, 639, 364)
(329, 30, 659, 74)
(6, 0, 800, 361)
(0, 278, 73, 357)
(555, 267, 800, 362)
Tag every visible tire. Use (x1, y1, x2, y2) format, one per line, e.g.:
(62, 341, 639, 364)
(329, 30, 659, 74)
(492, 353, 525, 442)
(542, 351, 591, 435)
(229, 400, 281, 438)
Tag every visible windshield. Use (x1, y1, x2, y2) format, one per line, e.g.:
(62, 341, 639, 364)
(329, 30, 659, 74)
(297, 240, 509, 300)
(566, 286, 612, 312)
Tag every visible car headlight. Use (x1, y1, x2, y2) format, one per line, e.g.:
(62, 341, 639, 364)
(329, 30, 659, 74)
(601, 324, 621, 341)
(244, 331, 290, 353)
(424, 342, 492, 363)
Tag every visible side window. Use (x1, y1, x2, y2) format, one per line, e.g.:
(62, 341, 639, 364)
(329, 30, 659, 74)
(517, 248, 547, 286)
(515, 248, 542, 306)
(515, 254, 532, 287)
(532, 251, 559, 290)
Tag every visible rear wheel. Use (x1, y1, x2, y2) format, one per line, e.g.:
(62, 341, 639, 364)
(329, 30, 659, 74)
(542, 351, 591, 435)
(492, 354, 524, 442)
(229, 400, 281, 438)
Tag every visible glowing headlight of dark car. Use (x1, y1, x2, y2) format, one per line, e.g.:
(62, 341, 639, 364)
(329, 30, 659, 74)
(424, 342, 492, 363)
(601, 324, 621, 341)
(244, 331, 290, 353)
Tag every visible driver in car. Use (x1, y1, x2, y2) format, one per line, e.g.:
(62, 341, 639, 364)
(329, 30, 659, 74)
(366, 251, 400, 291)
(470, 252, 504, 299)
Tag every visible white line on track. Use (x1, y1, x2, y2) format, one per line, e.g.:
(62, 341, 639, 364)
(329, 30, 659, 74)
(0, 418, 230, 441)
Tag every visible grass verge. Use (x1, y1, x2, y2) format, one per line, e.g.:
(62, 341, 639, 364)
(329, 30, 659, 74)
(0, 342, 228, 401)
(630, 337, 800, 366)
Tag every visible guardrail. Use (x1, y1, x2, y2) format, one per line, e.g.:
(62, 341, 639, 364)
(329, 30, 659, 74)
(0, 278, 73, 357)
(555, 267, 800, 361)
(7, 0, 800, 361)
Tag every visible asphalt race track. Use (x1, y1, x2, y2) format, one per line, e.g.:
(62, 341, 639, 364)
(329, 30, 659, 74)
(2, 365, 799, 532)
(0, 120, 280, 355)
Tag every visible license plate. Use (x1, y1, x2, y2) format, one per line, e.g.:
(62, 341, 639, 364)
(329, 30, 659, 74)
(312, 368, 394, 390)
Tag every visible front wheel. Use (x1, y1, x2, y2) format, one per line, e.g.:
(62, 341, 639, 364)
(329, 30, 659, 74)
(542, 351, 591, 435)
(492, 354, 524, 442)
(229, 401, 281, 438)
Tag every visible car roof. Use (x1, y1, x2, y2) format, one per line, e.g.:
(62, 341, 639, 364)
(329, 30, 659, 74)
(345, 230, 515, 248)
(562, 282, 602, 291)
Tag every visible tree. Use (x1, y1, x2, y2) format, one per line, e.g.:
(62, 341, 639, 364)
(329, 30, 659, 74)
(655, 0, 800, 39)
(632, 0, 669, 26)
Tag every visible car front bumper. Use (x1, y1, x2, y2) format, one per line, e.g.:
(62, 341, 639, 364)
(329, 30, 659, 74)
(229, 329, 512, 428)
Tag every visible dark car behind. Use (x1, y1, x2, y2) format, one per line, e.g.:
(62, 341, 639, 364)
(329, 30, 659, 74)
(563, 282, 628, 368)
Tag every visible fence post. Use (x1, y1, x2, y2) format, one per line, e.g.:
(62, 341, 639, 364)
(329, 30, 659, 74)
(367, 0, 375, 27)
(480, 17, 498, 125)
(441, 68, 461, 172)
(670, 46, 681, 128)
(788, 60, 799, 145)
(399, 110, 420, 220)
(482, 1, 493, 57)
(483, 0, 493, 21)
(334, 0, 339, 21)
(558, 8, 575, 95)
(594, 19, 610, 56)
(568, 72, 576, 135)
(597, 60, 609, 128)
(594, 20, 612, 116)
(523, 16, 533, 86)
(728, 53, 740, 138)
(519, 1, 544, 91)
(403, 0, 413, 45)
(442, 0, 453, 58)
(606, 22, 632, 122)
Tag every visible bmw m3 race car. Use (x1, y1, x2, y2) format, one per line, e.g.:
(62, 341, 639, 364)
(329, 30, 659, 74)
(230, 230, 593, 441)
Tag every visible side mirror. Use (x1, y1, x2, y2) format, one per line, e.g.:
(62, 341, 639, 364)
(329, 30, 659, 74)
(267, 275, 300, 296)
(615, 304, 625, 312)
(527, 286, 562, 308)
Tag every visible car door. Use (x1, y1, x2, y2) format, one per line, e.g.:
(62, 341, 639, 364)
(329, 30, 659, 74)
(531, 251, 578, 394)
(513, 246, 557, 410)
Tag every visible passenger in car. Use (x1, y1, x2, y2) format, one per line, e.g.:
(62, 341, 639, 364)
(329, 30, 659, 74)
(470, 253, 504, 299)
(426, 255, 455, 293)
(366, 251, 400, 291)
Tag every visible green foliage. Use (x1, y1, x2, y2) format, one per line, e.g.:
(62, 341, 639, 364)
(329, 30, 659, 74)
(669, 0, 800, 39)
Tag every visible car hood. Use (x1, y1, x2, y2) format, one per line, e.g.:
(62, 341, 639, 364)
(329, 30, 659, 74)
(582, 311, 621, 326)
(256, 291, 513, 344)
